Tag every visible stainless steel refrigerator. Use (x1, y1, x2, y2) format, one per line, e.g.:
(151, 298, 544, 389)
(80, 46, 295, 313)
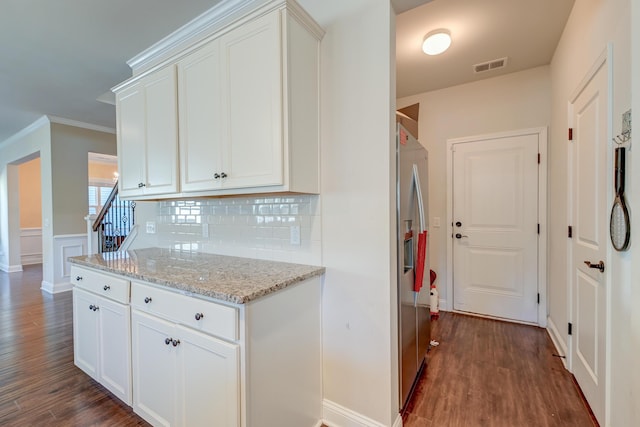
(397, 123, 431, 410)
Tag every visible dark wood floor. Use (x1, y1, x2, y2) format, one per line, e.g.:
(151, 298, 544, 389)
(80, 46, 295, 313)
(403, 312, 597, 427)
(0, 264, 148, 426)
(2, 266, 595, 426)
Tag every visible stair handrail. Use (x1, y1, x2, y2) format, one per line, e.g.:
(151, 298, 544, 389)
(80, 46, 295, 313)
(92, 181, 120, 232)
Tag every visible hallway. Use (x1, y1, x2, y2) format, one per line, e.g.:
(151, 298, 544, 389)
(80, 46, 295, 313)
(404, 312, 597, 426)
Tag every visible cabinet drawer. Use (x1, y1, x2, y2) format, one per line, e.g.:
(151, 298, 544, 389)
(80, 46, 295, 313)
(131, 282, 238, 341)
(70, 266, 130, 304)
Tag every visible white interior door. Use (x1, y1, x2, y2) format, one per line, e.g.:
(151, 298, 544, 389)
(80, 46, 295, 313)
(569, 56, 608, 424)
(452, 133, 539, 323)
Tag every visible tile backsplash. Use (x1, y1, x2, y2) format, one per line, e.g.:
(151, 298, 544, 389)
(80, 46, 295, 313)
(153, 195, 321, 265)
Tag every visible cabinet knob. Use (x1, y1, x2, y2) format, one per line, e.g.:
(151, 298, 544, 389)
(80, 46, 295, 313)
(165, 338, 172, 345)
(220, 172, 227, 178)
(195, 313, 204, 321)
(138, 182, 146, 188)
(144, 297, 152, 304)
(214, 173, 221, 179)
(103, 285, 111, 291)
(89, 304, 94, 311)
(89, 305, 99, 312)
(172, 339, 180, 347)
(76, 276, 83, 281)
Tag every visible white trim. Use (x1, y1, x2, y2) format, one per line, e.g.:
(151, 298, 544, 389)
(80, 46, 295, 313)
(0, 263, 23, 273)
(47, 116, 116, 135)
(547, 317, 568, 369)
(119, 0, 324, 79)
(392, 414, 403, 427)
(322, 399, 398, 427)
(41, 280, 72, 294)
(125, 0, 263, 75)
(446, 127, 549, 327)
(0, 115, 49, 147)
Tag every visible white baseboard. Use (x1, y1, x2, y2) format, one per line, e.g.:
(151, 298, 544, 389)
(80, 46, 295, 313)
(21, 253, 43, 265)
(0, 263, 23, 273)
(547, 316, 568, 369)
(41, 280, 73, 294)
(323, 399, 401, 427)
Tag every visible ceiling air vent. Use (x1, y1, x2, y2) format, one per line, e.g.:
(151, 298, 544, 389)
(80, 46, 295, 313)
(473, 57, 508, 74)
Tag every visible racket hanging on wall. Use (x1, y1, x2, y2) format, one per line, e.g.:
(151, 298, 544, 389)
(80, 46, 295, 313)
(610, 147, 630, 251)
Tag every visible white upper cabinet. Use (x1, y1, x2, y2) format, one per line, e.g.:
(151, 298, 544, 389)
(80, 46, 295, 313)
(114, 0, 323, 200)
(218, 11, 283, 191)
(178, 40, 224, 192)
(116, 66, 179, 198)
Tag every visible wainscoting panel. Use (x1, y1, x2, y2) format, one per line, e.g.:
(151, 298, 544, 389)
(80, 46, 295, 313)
(20, 228, 43, 265)
(43, 234, 87, 294)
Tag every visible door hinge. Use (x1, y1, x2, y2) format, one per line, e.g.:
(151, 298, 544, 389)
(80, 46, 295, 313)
(538, 153, 541, 164)
(568, 225, 573, 238)
(568, 128, 573, 141)
(537, 223, 540, 234)
(537, 293, 540, 304)
(568, 322, 573, 336)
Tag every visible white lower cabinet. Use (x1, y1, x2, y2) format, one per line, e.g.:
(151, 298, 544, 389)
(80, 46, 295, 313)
(132, 309, 239, 427)
(73, 287, 132, 405)
(73, 264, 321, 427)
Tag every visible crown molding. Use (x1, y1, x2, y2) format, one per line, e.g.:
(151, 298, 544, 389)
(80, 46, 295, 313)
(47, 116, 116, 135)
(127, 0, 268, 75)
(0, 115, 50, 148)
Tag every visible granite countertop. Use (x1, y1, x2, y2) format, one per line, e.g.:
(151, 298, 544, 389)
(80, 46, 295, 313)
(68, 248, 325, 304)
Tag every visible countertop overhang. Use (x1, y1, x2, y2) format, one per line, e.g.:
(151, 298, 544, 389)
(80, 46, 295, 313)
(68, 248, 325, 304)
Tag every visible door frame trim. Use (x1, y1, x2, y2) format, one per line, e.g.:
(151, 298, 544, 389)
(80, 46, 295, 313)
(445, 127, 548, 327)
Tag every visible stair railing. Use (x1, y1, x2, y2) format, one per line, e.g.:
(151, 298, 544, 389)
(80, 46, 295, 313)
(92, 181, 136, 253)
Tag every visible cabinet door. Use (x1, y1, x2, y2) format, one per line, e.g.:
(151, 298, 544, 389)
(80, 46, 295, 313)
(116, 83, 146, 198)
(132, 310, 177, 427)
(98, 297, 132, 405)
(144, 66, 179, 196)
(178, 41, 224, 192)
(175, 325, 239, 427)
(116, 67, 178, 198)
(220, 12, 284, 189)
(73, 288, 99, 379)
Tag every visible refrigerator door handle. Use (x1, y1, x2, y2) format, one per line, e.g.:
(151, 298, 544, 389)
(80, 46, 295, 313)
(412, 164, 426, 233)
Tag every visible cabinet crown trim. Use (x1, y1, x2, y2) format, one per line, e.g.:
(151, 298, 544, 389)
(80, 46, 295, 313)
(122, 0, 323, 79)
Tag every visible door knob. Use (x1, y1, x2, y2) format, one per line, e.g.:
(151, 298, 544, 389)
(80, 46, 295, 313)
(455, 233, 468, 239)
(584, 260, 605, 273)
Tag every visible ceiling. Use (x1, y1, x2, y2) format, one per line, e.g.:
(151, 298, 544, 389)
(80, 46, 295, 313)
(0, 0, 574, 143)
(396, 0, 575, 98)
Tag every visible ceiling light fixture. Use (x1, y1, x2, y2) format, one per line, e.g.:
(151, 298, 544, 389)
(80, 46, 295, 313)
(422, 29, 451, 55)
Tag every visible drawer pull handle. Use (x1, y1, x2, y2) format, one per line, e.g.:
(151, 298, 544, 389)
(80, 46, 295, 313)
(172, 339, 180, 347)
(76, 276, 83, 281)
(165, 338, 172, 345)
(144, 297, 152, 304)
(103, 285, 111, 291)
(195, 313, 204, 321)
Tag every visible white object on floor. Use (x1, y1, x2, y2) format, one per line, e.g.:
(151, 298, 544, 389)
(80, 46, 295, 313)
(430, 340, 439, 347)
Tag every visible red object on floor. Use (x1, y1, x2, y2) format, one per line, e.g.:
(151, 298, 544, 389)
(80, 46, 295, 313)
(414, 231, 427, 292)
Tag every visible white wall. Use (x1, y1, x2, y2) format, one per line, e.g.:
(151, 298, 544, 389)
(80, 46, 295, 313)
(397, 66, 552, 308)
(0, 119, 54, 285)
(318, 2, 398, 425)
